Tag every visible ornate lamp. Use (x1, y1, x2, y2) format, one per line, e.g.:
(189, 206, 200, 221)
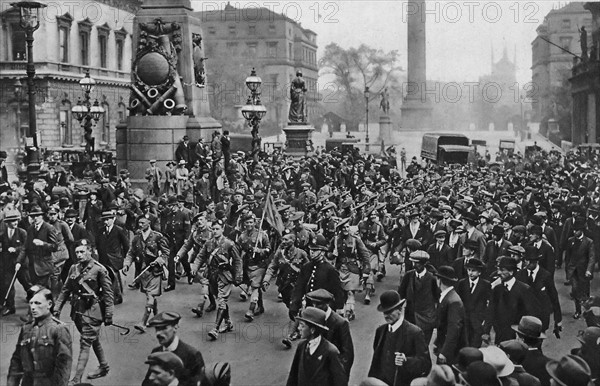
(242, 68, 267, 162)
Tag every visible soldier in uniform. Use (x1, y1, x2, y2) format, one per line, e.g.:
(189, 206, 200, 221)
(190, 220, 242, 341)
(55, 239, 114, 384)
(163, 197, 191, 290)
(176, 212, 214, 317)
(359, 207, 388, 299)
(298, 182, 317, 212)
(236, 214, 270, 321)
(262, 233, 310, 348)
(122, 216, 170, 332)
(318, 202, 337, 241)
(7, 286, 72, 386)
(330, 217, 370, 321)
(289, 211, 315, 254)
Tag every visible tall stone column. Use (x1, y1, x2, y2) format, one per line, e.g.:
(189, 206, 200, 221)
(401, 0, 432, 129)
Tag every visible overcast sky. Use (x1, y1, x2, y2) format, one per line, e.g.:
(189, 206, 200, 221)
(193, 1, 572, 83)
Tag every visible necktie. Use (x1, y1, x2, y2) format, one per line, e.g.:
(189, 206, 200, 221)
(470, 281, 475, 293)
(8, 229, 14, 239)
(529, 270, 534, 284)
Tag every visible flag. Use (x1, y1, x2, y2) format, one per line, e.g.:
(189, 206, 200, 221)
(263, 190, 285, 235)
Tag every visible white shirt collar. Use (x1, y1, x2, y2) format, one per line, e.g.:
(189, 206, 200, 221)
(163, 335, 179, 352)
(415, 269, 426, 279)
(504, 276, 516, 291)
(529, 264, 539, 280)
(467, 227, 475, 238)
(389, 313, 405, 333)
(440, 287, 453, 302)
(142, 229, 151, 240)
(307, 335, 321, 355)
(324, 307, 332, 321)
(534, 240, 542, 249)
(470, 277, 479, 287)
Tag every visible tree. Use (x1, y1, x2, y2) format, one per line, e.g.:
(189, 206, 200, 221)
(318, 43, 403, 129)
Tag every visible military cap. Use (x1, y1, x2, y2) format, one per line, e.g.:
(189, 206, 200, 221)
(439, 204, 452, 212)
(289, 211, 304, 222)
(354, 201, 367, 211)
(321, 202, 336, 212)
(336, 217, 351, 229)
(408, 208, 420, 218)
(75, 239, 93, 248)
(309, 234, 329, 250)
(147, 311, 181, 327)
(306, 289, 334, 303)
(277, 204, 291, 212)
(28, 205, 45, 216)
(145, 351, 184, 374)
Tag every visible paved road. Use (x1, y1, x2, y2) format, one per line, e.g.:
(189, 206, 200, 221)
(0, 262, 597, 386)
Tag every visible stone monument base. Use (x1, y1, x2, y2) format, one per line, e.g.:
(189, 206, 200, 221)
(283, 124, 314, 157)
(400, 98, 433, 130)
(379, 115, 393, 142)
(116, 115, 220, 187)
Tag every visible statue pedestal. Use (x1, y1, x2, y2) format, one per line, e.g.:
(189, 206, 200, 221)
(283, 124, 314, 157)
(400, 97, 432, 130)
(379, 115, 393, 143)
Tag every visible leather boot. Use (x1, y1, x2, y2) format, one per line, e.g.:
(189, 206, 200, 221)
(192, 299, 205, 317)
(135, 307, 152, 333)
(208, 308, 225, 340)
(70, 345, 91, 384)
(255, 291, 265, 315)
(88, 339, 109, 379)
(152, 299, 158, 316)
(219, 305, 234, 333)
(245, 302, 256, 321)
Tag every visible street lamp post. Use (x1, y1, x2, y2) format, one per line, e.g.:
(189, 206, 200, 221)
(13, 79, 23, 147)
(241, 68, 267, 163)
(72, 71, 104, 157)
(11, 0, 47, 180)
(364, 86, 370, 152)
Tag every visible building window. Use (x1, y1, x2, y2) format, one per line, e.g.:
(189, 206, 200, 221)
(79, 32, 89, 65)
(59, 109, 71, 145)
(208, 26, 216, 35)
(562, 19, 571, 29)
(289, 43, 293, 59)
(59, 27, 69, 63)
(97, 23, 110, 69)
(11, 23, 26, 60)
(246, 42, 257, 57)
(115, 28, 127, 71)
(267, 42, 277, 58)
(560, 36, 572, 51)
(228, 25, 236, 36)
(269, 25, 276, 34)
(249, 25, 256, 35)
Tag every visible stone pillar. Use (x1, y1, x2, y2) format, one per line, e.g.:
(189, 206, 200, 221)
(379, 115, 393, 143)
(401, 0, 432, 129)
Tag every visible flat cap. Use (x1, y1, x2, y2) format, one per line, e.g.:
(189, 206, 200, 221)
(147, 311, 181, 327)
(306, 289, 334, 303)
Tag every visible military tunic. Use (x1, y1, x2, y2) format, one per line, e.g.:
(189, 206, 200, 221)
(7, 314, 73, 386)
(124, 230, 170, 296)
(237, 229, 270, 288)
(192, 236, 242, 307)
(177, 226, 212, 284)
(331, 234, 370, 291)
(263, 245, 309, 306)
(292, 226, 315, 253)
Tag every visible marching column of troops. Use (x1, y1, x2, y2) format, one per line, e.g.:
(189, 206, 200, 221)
(1, 141, 600, 386)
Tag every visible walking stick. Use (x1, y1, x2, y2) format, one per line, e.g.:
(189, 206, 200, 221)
(75, 312, 131, 335)
(1, 269, 19, 308)
(130, 262, 156, 283)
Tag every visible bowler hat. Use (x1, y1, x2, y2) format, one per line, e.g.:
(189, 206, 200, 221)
(463, 239, 479, 251)
(306, 289, 334, 304)
(462, 211, 478, 224)
(58, 197, 70, 209)
(409, 250, 430, 263)
(545, 354, 593, 386)
(167, 196, 178, 205)
(405, 239, 422, 250)
(145, 352, 184, 374)
(529, 224, 543, 236)
(492, 225, 504, 236)
(453, 347, 484, 374)
(204, 362, 231, 386)
(480, 345, 515, 378)
(511, 316, 547, 339)
(65, 208, 79, 219)
(295, 307, 329, 331)
(147, 311, 182, 328)
(462, 361, 501, 386)
(28, 205, 44, 216)
(523, 245, 541, 261)
(434, 265, 458, 282)
(577, 326, 600, 347)
(574, 217, 587, 231)
(464, 258, 485, 271)
(377, 290, 406, 313)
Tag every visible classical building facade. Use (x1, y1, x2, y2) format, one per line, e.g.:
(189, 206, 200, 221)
(0, 0, 139, 152)
(532, 2, 592, 122)
(194, 2, 319, 133)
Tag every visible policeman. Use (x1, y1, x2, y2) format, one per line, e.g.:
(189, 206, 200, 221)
(55, 239, 113, 384)
(191, 220, 242, 341)
(330, 217, 370, 320)
(163, 196, 191, 291)
(262, 233, 309, 348)
(123, 216, 170, 332)
(176, 212, 214, 317)
(236, 214, 270, 321)
(7, 286, 72, 386)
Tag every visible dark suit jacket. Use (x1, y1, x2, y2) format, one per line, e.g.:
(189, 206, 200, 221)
(325, 310, 354, 376)
(486, 280, 537, 344)
(142, 339, 205, 386)
(96, 225, 129, 270)
(426, 243, 453, 269)
(515, 267, 561, 331)
(565, 235, 596, 278)
(482, 239, 512, 277)
(460, 228, 487, 260)
(522, 348, 551, 386)
(286, 337, 348, 386)
(525, 240, 555, 276)
(0, 227, 27, 270)
(17, 222, 59, 276)
(290, 260, 345, 314)
(399, 270, 440, 332)
(368, 321, 431, 386)
(175, 142, 191, 165)
(435, 289, 467, 364)
(401, 222, 431, 249)
(456, 277, 491, 347)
